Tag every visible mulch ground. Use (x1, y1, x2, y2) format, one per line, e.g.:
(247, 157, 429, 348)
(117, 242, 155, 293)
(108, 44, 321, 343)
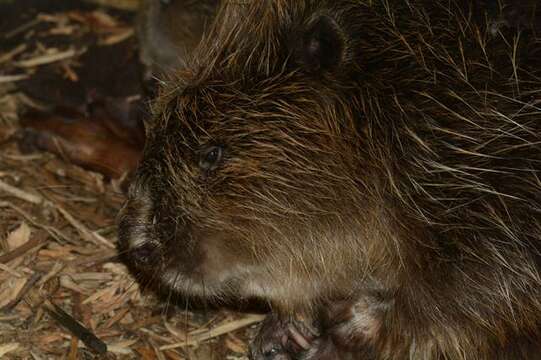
(0, 0, 263, 358)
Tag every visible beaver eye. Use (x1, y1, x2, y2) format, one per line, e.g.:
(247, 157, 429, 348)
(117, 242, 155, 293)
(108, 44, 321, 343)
(199, 145, 223, 171)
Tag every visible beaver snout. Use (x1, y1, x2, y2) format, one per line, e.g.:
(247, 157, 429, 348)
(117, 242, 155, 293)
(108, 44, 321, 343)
(117, 178, 198, 275)
(117, 184, 163, 268)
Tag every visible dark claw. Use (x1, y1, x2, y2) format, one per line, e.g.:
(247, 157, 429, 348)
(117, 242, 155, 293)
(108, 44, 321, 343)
(250, 314, 320, 360)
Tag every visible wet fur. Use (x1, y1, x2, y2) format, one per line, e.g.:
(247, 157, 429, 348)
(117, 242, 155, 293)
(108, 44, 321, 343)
(119, 0, 541, 358)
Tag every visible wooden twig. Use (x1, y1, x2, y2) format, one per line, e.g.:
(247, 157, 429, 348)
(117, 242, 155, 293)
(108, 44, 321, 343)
(43, 300, 108, 355)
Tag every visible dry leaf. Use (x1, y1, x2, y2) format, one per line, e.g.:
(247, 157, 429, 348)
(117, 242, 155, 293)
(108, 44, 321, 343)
(6, 222, 31, 250)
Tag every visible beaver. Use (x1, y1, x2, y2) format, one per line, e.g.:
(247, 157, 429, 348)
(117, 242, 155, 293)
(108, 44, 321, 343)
(137, 0, 218, 74)
(117, 0, 541, 358)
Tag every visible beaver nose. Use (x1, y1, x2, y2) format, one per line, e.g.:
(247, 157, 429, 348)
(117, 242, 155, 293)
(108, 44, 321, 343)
(128, 241, 160, 267)
(117, 179, 157, 264)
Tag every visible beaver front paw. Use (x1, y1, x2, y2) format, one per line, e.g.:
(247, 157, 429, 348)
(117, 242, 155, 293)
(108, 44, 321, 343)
(293, 299, 382, 360)
(249, 314, 319, 360)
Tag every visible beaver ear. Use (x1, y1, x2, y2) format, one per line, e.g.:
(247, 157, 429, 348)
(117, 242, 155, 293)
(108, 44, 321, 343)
(294, 15, 345, 73)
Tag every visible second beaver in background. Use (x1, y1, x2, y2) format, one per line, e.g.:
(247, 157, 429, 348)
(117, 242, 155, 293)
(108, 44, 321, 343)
(137, 0, 218, 74)
(118, 0, 541, 359)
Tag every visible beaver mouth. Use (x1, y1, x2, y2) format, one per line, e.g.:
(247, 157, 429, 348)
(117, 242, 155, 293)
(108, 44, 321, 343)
(118, 211, 321, 303)
(116, 197, 248, 298)
(119, 238, 254, 300)
(116, 186, 303, 302)
(159, 265, 244, 298)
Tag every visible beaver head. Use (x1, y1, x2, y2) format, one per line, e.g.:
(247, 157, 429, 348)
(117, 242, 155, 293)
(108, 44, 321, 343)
(119, 0, 541, 317)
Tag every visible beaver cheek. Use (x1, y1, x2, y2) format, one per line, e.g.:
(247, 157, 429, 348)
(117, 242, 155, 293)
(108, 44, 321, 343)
(193, 231, 246, 279)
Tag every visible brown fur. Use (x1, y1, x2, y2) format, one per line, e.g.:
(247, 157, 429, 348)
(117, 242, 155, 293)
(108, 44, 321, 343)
(118, 0, 541, 358)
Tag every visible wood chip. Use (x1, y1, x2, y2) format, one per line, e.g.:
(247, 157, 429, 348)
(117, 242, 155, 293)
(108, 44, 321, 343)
(100, 28, 134, 45)
(0, 178, 44, 204)
(54, 205, 115, 249)
(60, 275, 91, 295)
(106, 339, 138, 354)
(0, 231, 45, 264)
(0, 343, 20, 357)
(135, 346, 157, 360)
(225, 334, 248, 354)
(103, 307, 130, 329)
(6, 222, 31, 250)
(0, 179, 114, 248)
(68, 336, 79, 360)
(0, 262, 23, 277)
(0, 74, 29, 83)
(160, 315, 265, 350)
(15, 48, 84, 68)
(0, 44, 27, 64)
(0, 277, 27, 309)
(1, 272, 42, 311)
(4, 18, 41, 38)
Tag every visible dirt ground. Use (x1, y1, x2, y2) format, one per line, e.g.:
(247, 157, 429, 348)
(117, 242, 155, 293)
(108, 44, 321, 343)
(0, 0, 263, 358)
